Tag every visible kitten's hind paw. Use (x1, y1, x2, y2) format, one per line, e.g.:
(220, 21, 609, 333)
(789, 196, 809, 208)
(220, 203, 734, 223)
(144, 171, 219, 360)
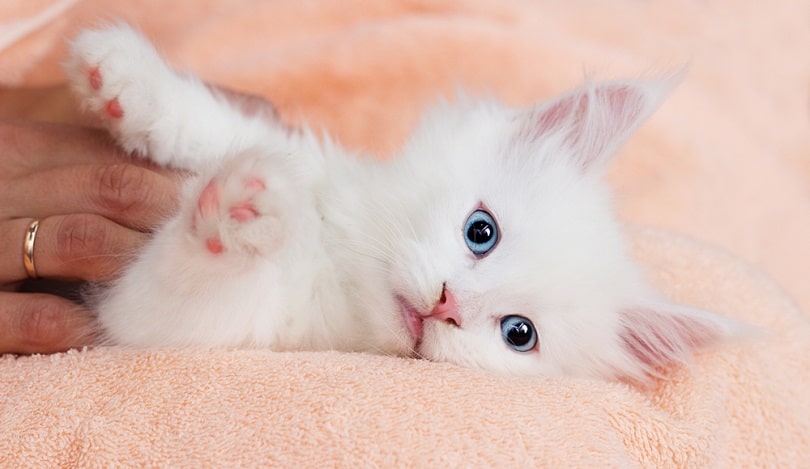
(192, 153, 287, 257)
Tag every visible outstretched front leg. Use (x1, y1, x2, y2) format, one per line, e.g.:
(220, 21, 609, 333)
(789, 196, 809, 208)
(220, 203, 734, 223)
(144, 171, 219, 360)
(64, 24, 268, 169)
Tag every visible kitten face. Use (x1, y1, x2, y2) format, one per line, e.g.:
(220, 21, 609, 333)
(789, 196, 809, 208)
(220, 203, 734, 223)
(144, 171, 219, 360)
(375, 80, 743, 381)
(384, 103, 634, 378)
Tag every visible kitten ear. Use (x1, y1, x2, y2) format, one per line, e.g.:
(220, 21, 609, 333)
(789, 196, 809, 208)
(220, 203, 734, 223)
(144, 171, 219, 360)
(517, 77, 678, 171)
(617, 300, 751, 379)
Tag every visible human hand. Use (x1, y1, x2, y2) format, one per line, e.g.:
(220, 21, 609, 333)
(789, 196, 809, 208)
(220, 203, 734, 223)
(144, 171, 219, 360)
(0, 83, 277, 354)
(0, 119, 180, 354)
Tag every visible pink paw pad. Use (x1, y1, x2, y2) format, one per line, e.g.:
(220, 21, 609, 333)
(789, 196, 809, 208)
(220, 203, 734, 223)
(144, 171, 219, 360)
(245, 178, 266, 191)
(105, 98, 123, 118)
(229, 203, 258, 222)
(205, 237, 224, 254)
(197, 180, 220, 215)
(227, 177, 265, 221)
(88, 67, 102, 90)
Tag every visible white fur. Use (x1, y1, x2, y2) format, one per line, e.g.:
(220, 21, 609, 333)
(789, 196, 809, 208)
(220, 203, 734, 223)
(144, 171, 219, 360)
(66, 25, 745, 382)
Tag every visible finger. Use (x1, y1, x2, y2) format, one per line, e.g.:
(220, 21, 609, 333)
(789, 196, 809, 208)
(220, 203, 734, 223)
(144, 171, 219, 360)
(0, 218, 36, 284)
(0, 215, 148, 284)
(0, 120, 180, 178)
(0, 84, 87, 124)
(0, 292, 96, 354)
(5, 163, 180, 231)
(0, 120, 126, 171)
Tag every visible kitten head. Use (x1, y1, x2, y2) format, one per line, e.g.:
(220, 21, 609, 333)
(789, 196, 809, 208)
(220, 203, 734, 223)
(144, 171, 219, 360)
(379, 78, 744, 382)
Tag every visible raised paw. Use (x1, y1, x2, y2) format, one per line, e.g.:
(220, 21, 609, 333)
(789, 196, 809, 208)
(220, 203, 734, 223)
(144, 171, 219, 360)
(64, 25, 176, 157)
(191, 154, 285, 257)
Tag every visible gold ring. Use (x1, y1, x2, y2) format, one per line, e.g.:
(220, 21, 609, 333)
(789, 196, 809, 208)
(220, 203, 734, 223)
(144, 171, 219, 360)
(23, 219, 40, 279)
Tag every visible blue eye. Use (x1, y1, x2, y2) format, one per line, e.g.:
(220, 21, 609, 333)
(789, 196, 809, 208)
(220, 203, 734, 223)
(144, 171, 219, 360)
(500, 316, 537, 352)
(464, 209, 499, 256)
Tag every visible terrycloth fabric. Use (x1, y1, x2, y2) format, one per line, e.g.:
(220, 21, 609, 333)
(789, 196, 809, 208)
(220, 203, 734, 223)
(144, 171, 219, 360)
(1, 0, 808, 466)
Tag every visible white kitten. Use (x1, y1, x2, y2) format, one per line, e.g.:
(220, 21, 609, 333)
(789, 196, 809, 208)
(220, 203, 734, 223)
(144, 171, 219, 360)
(65, 25, 745, 382)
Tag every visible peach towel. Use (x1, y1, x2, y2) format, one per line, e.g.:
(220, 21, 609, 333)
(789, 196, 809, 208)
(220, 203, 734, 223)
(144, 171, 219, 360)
(1, 0, 808, 466)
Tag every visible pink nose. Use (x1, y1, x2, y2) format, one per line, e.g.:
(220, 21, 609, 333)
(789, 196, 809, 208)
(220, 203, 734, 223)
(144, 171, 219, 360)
(427, 286, 461, 327)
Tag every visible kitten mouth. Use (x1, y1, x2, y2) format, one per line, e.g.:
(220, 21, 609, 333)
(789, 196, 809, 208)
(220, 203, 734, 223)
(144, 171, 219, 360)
(395, 294, 424, 348)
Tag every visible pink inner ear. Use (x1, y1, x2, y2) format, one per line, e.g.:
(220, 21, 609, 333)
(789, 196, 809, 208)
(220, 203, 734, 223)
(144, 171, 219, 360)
(620, 307, 724, 370)
(518, 83, 652, 171)
(532, 94, 582, 136)
(596, 85, 645, 139)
